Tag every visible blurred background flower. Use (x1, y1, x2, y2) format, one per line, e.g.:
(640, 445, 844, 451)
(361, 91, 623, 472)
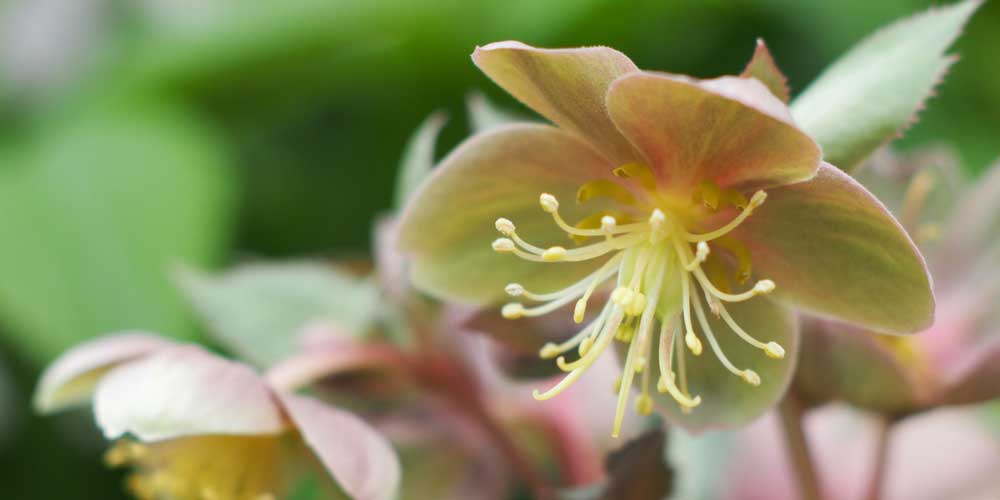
(1, 0, 998, 497)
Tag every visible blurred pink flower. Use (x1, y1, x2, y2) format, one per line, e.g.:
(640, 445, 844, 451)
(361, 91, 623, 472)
(35, 332, 400, 500)
(724, 405, 1000, 500)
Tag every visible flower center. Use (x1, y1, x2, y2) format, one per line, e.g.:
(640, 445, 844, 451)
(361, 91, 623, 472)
(492, 164, 786, 437)
(105, 435, 283, 499)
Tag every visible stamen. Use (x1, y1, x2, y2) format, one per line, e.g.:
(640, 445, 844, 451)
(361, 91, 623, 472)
(714, 302, 786, 359)
(601, 216, 617, 237)
(511, 252, 624, 304)
(539, 305, 611, 358)
(533, 309, 625, 401)
(539, 193, 559, 213)
(492, 238, 515, 253)
(685, 241, 710, 271)
(501, 303, 525, 319)
(656, 321, 701, 407)
(680, 271, 704, 356)
(691, 287, 761, 386)
(504, 283, 524, 297)
(494, 218, 516, 236)
(684, 190, 766, 242)
(542, 246, 568, 261)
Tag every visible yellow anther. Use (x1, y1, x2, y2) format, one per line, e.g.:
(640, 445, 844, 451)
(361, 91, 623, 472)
(505, 283, 524, 297)
(542, 246, 567, 261)
(577, 179, 635, 205)
(492, 238, 515, 253)
(741, 369, 762, 386)
(495, 217, 516, 235)
(539, 343, 560, 359)
(764, 341, 785, 359)
(615, 323, 636, 342)
(649, 209, 666, 229)
(634, 356, 647, 373)
(600, 215, 617, 234)
(573, 298, 587, 323)
(625, 292, 647, 316)
(610, 286, 631, 306)
(635, 394, 654, 416)
(749, 190, 767, 208)
(613, 162, 656, 190)
(578, 336, 593, 357)
(707, 298, 721, 316)
(685, 332, 703, 355)
(753, 279, 776, 295)
(501, 303, 525, 319)
(539, 193, 559, 213)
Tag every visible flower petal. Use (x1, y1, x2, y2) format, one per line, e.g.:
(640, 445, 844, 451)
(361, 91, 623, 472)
(398, 124, 621, 304)
(653, 298, 798, 432)
(472, 41, 639, 164)
(735, 163, 934, 334)
(33, 332, 175, 413)
(279, 393, 401, 500)
(95, 345, 284, 441)
(605, 71, 820, 191)
(394, 111, 448, 209)
(740, 39, 790, 103)
(940, 334, 1000, 406)
(795, 319, 923, 414)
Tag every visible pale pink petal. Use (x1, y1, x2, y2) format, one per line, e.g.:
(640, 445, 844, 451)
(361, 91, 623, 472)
(606, 71, 820, 191)
(472, 41, 640, 164)
(94, 345, 284, 441)
(373, 215, 409, 303)
(939, 333, 1000, 406)
(279, 393, 401, 500)
(265, 339, 405, 392)
(33, 332, 175, 413)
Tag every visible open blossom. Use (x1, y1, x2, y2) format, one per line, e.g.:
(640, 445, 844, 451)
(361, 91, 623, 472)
(398, 41, 933, 433)
(796, 152, 1000, 414)
(34, 333, 400, 500)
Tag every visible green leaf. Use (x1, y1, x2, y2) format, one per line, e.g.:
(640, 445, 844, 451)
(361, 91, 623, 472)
(176, 261, 379, 367)
(465, 91, 530, 133)
(394, 112, 447, 209)
(0, 101, 234, 363)
(791, 0, 981, 173)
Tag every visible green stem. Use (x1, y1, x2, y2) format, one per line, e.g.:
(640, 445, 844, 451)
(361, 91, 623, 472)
(865, 417, 892, 500)
(778, 395, 823, 500)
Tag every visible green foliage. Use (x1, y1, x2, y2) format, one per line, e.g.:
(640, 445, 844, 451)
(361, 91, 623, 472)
(177, 261, 379, 367)
(791, 0, 982, 172)
(0, 101, 234, 363)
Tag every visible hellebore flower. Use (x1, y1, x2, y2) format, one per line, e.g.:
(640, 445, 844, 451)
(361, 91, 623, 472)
(398, 41, 933, 434)
(721, 405, 1000, 500)
(34, 333, 400, 500)
(796, 152, 1000, 415)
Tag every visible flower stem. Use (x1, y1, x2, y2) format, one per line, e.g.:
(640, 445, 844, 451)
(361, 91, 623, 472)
(865, 417, 892, 500)
(778, 394, 823, 500)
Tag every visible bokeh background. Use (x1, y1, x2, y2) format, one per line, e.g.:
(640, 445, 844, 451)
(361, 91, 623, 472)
(0, 0, 996, 497)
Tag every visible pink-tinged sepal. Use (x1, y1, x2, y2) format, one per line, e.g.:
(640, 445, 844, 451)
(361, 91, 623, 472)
(735, 163, 934, 334)
(398, 124, 621, 304)
(472, 41, 640, 164)
(605, 72, 820, 191)
(741, 39, 790, 103)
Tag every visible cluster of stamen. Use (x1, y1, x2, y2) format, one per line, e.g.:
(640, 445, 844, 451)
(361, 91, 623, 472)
(104, 436, 281, 500)
(492, 166, 786, 437)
